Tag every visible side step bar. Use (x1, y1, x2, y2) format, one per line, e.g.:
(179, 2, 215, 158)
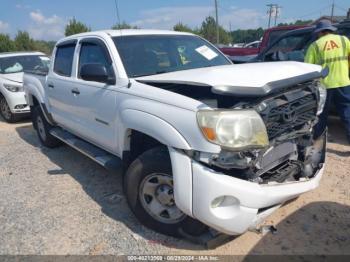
(50, 127, 122, 171)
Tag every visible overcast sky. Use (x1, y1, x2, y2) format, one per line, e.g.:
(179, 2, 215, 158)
(0, 0, 349, 40)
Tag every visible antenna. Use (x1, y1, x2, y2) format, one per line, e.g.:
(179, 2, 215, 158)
(114, 0, 121, 26)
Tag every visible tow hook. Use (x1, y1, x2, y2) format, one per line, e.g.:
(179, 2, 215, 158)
(252, 225, 277, 235)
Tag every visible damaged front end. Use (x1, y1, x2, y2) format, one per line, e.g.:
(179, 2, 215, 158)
(191, 80, 326, 184)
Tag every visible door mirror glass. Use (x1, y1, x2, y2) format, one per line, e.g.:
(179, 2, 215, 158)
(80, 63, 114, 84)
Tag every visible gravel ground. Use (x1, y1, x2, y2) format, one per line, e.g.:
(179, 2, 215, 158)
(0, 115, 349, 255)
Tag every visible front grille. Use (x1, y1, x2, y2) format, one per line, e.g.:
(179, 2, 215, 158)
(258, 84, 318, 140)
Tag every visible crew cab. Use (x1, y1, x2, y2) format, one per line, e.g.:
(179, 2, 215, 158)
(24, 30, 327, 239)
(0, 51, 49, 122)
(220, 25, 306, 63)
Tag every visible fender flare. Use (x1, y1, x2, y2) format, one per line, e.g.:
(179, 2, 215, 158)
(120, 109, 191, 151)
(121, 109, 194, 216)
(27, 93, 55, 126)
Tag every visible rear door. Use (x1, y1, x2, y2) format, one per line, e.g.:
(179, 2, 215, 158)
(47, 40, 80, 131)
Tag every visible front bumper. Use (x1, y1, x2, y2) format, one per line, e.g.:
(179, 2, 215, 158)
(169, 147, 324, 236)
(191, 161, 324, 235)
(2, 90, 30, 114)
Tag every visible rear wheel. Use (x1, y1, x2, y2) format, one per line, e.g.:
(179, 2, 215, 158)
(33, 106, 61, 148)
(0, 95, 16, 123)
(124, 146, 207, 237)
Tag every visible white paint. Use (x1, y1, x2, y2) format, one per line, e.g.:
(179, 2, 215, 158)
(23, 30, 325, 236)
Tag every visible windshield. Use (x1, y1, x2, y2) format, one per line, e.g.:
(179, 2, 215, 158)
(0, 55, 49, 74)
(113, 35, 231, 77)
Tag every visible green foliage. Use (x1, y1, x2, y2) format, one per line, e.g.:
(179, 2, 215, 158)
(112, 22, 138, 30)
(0, 34, 16, 52)
(199, 16, 232, 45)
(230, 28, 264, 44)
(14, 31, 35, 51)
(278, 19, 313, 27)
(173, 23, 194, 33)
(65, 18, 90, 36)
(0, 31, 54, 55)
(33, 40, 55, 55)
(0, 18, 315, 54)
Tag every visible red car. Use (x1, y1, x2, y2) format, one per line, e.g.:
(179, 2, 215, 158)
(220, 25, 307, 63)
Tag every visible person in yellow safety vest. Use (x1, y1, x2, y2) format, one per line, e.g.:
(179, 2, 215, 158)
(305, 19, 350, 144)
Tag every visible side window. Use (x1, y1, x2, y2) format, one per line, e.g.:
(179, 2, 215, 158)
(53, 44, 75, 77)
(78, 42, 113, 78)
(264, 34, 310, 62)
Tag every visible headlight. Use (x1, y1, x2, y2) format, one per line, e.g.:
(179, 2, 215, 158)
(317, 81, 327, 115)
(197, 110, 269, 150)
(3, 84, 23, 92)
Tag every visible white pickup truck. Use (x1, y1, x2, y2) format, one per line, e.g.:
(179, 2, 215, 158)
(24, 29, 327, 238)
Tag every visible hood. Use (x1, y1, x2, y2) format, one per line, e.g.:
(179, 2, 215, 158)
(1, 72, 23, 84)
(136, 62, 324, 97)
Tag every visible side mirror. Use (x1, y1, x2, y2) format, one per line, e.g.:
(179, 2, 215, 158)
(80, 63, 115, 85)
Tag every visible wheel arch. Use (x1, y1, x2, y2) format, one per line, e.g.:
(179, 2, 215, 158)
(120, 109, 191, 156)
(28, 94, 55, 126)
(120, 110, 194, 217)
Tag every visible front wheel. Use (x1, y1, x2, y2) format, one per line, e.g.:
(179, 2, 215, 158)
(33, 106, 61, 148)
(0, 95, 17, 123)
(124, 147, 207, 237)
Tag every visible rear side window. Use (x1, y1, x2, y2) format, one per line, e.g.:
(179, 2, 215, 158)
(54, 44, 75, 77)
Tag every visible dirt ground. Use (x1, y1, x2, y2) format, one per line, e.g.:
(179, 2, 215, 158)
(0, 115, 349, 256)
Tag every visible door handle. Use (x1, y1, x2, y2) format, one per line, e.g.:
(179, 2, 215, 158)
(48, 83, 54, 88)
(71, 88, 80, 95)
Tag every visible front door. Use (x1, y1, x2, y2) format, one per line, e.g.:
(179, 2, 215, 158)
(68, 38, 119, 153)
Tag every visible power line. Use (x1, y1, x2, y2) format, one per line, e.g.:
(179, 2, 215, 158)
(296, 4, 332, 19)
(334, 4, 348, 13)
(274, 5, 282, 26)
(266, 4, 281, 28)
(267, 4, 274, 28)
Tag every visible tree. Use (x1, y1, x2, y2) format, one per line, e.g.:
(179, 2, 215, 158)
(65, 18, 90, 36)
(14, 31, 35, 51)
(33, 40, 55, 55)
(278, 19, 313, 27)
(230, 28, 264, 44)
(200, 16, 232, 45)
(111, 22, 138, 30)
(173, 22, 194, 33)
(0, 34, 16, 52)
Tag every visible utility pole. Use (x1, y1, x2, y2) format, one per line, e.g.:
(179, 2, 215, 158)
(274, 5, 281, 26)
(267, 4, 274, 28)
(331, 0, 335, 21)
(215, 0, 219, 44)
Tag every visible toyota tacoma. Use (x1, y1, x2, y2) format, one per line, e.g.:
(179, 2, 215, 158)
(23, 30, 327, 238)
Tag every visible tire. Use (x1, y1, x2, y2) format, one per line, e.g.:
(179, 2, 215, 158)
(33, 106, 61, 148)
(124, 146, 207, 237)
(0, 95, 17, 123)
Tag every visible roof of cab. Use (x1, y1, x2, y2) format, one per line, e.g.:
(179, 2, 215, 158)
(58, 29, 195, 44)
(0, 51, 46, 58)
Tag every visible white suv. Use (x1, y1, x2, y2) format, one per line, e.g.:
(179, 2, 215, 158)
(0, 52, 49, 122)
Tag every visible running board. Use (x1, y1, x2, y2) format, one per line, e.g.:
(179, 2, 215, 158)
(50, 128, 122, 171)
